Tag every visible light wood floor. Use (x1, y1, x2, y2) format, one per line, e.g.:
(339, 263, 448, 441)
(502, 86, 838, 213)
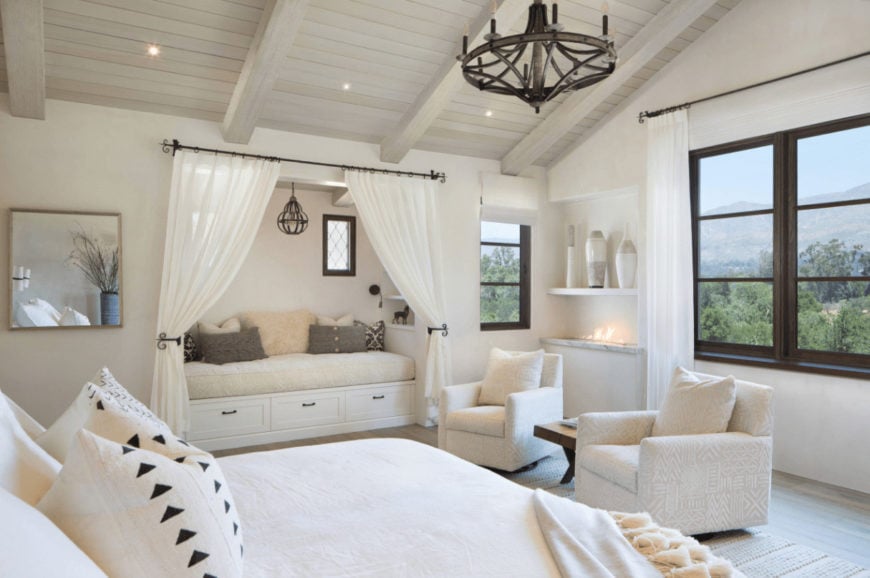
(215, 425, 870, 569)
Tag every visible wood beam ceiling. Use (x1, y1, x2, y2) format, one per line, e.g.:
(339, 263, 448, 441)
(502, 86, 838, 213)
(222, 0, 308, 144)
(0, 0, 46, 119)
(500, 0, 721, 175)
(378, 0, 528, 164)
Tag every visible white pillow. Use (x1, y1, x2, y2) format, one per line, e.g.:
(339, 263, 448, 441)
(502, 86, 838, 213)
(3, 393, 45, 440)
(0, 390, 61, 505)
(477, 348, 546, 406)
(240, 309, 316, 356)
(652, 367, 737, 437)
(28, 298, 62, 322)
(317, 313, 354, 326)
(38, 429, 243, 578)
(198, 317, 241, 335)
(59, 306, 91, 326)
(13, 302, 59, 327)
(0, 487, 107, 578)
(37, 368, 160, 462)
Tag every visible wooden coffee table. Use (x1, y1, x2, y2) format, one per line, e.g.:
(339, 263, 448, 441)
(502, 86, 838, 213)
(533, 421, 577, 484)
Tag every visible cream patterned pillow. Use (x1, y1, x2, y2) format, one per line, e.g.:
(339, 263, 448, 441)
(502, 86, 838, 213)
(38, 429, 243, 578)
(652, 367, 737, 437)
(477, 348, 545, 406)
(197, 317, 241, 336)
(0, 390, 61, 505)
(317, 313, 354, 326)
(240, 309, 316, 356)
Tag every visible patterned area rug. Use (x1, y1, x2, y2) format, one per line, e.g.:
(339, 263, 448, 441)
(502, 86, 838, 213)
(499, 452, 870, 578)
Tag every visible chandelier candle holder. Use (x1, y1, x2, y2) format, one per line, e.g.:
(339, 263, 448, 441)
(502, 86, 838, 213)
(12, 265, 31, 291)
(277, 182, 309, 235)
(458, 0, 617, 113)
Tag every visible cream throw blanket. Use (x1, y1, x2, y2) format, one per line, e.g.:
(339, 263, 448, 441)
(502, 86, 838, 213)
(533, 489, 662, 577)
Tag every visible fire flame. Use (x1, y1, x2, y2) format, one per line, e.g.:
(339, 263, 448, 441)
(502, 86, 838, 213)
(584, 326, 624, 344)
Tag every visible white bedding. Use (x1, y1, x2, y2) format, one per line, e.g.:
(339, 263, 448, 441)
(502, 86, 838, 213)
(185, 351, 415, 400)
(219, 438, 655, 578)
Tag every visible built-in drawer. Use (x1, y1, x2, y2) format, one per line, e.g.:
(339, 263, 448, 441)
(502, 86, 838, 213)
(271, 391, 344, 430)
(347, 384, 413, 421)
(189, 397, 269, 441)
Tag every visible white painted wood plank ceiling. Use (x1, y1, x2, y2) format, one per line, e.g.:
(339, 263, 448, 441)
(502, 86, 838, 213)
(0, 0, 739, 169)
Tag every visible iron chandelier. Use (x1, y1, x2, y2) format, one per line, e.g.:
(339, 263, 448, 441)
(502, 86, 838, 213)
(277, 183, 309, 235)
(459, 0, 617, 113)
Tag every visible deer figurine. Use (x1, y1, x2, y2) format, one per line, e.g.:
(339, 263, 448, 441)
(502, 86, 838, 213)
(392, 305, 410, 325)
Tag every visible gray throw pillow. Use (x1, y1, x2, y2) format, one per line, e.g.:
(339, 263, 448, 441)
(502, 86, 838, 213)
(198, 327, 267, 365)
(354, 320, 385, 351)
(308, 325, 367, 354)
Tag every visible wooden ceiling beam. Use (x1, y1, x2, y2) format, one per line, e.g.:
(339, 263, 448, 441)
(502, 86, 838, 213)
(0, 0, 46, 119)
(221, 0, 308, 144)
(378, 0, 528, 164)
(500, 0, 720, 175)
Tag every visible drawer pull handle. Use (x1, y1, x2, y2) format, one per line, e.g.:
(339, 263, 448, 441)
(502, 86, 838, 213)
(221, 410, 238, 415)
(302, 402, 316, 407)
(372, 395, 385, 400)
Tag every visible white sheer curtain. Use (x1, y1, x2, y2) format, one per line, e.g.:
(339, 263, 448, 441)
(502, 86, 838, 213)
(345, 172, 449, 422)
(152, 150, 280, 434)
(644, 109, 693, 410)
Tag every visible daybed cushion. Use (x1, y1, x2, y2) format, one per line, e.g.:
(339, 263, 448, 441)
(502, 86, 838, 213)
(241, 309, 316, 356)
(185, 351, 415, 400)
(1, 486, 107, 578)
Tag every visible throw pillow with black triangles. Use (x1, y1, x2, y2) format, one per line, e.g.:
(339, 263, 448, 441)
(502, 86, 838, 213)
(37, 429, 243, 578)
(37, 369, 166, 463)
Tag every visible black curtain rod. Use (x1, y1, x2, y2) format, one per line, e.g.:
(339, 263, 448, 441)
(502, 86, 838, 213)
(637, 51, 870, 124)
(160, 139, 447, 183)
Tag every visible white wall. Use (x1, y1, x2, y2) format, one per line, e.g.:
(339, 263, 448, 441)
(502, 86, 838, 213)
(202, 187, 385, 327)
(547, 0, 870, 493)
(0, 95, 563, 428)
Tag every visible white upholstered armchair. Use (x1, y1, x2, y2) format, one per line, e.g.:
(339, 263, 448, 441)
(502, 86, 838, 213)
(438, 352, 563, 472)
(575, 372, 774, 535)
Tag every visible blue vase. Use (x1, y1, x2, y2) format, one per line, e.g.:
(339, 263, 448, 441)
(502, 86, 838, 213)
(100, 292, 120, 325)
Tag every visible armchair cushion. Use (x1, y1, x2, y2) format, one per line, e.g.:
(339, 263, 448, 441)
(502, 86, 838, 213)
(478, 348, 545, 406)
(445, 406, 505, 438)
(578, 445, 639, 493)
(652, 367, 736, 437)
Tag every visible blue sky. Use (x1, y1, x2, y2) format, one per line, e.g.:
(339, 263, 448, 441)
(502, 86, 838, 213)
(699, 124, 869, 213)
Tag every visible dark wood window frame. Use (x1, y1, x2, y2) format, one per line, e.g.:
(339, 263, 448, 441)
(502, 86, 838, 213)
(480, 223, 531, 331)
(322, 214, 356, 277)
(690, 113, 870, 379)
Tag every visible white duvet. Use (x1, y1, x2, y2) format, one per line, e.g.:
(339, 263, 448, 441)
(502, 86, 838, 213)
(219, 438, 659, 578)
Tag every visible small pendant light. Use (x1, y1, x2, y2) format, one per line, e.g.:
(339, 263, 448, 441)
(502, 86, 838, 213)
(277, 182, 308, 235)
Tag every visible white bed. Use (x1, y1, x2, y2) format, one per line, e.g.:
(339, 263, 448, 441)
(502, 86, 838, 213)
(220, 438, 731, 578)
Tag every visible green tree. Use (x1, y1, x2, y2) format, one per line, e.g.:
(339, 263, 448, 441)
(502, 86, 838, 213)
(480, 246, 520, 323)
(799, 239, 862, 302)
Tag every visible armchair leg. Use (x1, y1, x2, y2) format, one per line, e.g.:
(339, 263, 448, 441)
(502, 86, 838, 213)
(560, 447, 575, 484)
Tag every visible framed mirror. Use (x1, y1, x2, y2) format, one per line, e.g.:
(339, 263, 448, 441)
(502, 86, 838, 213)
(9, 209, 122, 329)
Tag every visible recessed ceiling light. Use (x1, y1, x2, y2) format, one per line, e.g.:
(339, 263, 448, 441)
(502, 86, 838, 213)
(342, 82, 352, 91)
(485, 110, 494, 117)
(147, 44, 160, 57)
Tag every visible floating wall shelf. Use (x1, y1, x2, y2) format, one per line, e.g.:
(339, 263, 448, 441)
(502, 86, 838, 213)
(547, 288, 638, 296)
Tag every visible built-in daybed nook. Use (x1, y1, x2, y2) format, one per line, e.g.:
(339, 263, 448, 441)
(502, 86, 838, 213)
(183, 310, 415, 450)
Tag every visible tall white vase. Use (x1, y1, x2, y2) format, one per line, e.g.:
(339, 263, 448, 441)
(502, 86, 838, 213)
(566, 225, 576, 288)
(615, 224, 637, 289)
(585, 230, 607, 288)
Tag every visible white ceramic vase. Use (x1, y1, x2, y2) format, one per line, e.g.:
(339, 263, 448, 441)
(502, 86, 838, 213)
(585, 230, 607, 288)
(615, 224, 637, 289)
(566, 225, 576, 288)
